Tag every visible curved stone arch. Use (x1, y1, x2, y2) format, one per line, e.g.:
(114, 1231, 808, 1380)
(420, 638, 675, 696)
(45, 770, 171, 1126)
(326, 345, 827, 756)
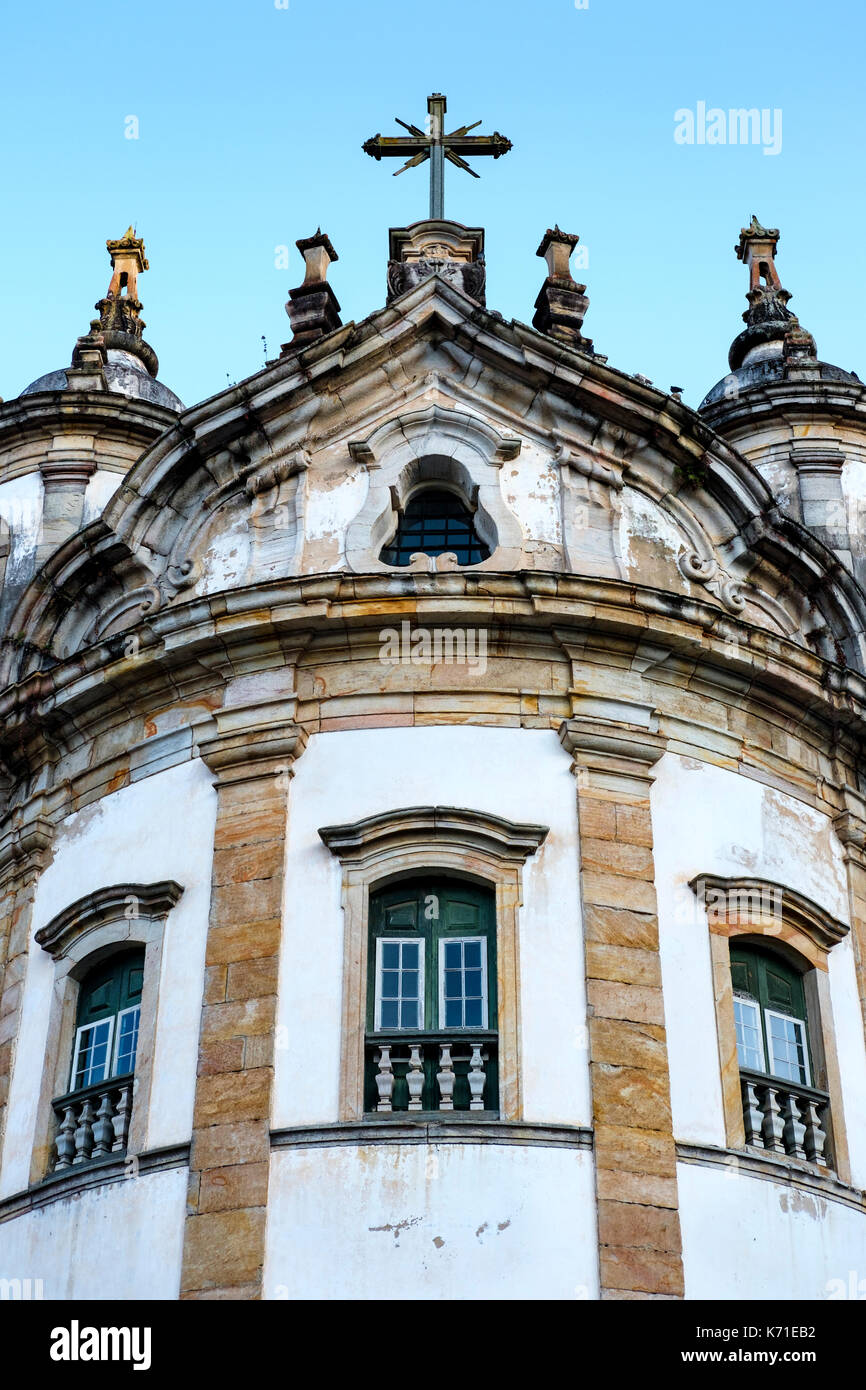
(344, 404, 527, 573)
(0, 520, 161, 688)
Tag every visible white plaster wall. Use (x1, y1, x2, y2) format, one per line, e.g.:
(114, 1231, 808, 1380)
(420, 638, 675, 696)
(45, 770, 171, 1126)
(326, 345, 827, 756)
(276, 726, 588, 1128)
(0, 1168, 187, 1300)
(264, 1143, 597, 1300)
(679, 1163, 866, 1300)
(0, 472, 43, 581)
(652, 755, 866, 1188)
(497, 441, 562, 544)
(82, 470, 123, 525)
(1, 760, 217, 1197)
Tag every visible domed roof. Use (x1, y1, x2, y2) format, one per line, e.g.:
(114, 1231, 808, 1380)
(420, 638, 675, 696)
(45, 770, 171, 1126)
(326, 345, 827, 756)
(699, 216, 858, 414)
(19, 228, 183, 412)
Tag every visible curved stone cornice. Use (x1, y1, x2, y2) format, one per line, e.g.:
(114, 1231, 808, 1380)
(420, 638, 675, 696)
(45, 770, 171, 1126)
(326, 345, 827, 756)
(689, 873, 848, 953)
(319, 805, 548, 867)
(35, 880, 183, 959)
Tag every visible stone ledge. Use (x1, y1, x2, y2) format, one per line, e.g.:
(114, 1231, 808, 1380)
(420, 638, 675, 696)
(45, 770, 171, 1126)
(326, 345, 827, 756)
(676, 1140, 866, 1214)
(270, 1120, 593, 1150)
(0, 1142, 190, 1223)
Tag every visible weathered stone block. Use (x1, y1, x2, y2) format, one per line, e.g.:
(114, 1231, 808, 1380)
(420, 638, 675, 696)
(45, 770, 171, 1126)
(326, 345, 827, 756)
(226, 956, 278, 1002)
(597, 1198, 681, 1252)
(193, 1068, 272, 1127)
(585, 943, 662, 988)
(201, 996, 276, 1041)
(599, 1245, 684, 1296)
(190, 1119, 270, 1171)
(581, 871, 657, 914)
(197, 1037, 245, 1077)
(590, 1016, 667, 1070)
(182, 1208, 267, 1291)
(587, 979, 666, 1026)
(198, 1162, 269, 1214)
(205, 918, 281, 966)
(583, 904, 659, 950)
(591, 1062, 673, 1130)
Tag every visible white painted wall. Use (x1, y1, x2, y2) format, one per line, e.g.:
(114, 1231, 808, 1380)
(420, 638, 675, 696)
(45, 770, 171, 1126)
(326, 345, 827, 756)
(0, 472, 42, 582)
(652, 755, 866, 1189)
(264, 1143, 598, 1300)
(679, 1162, 866, 1300)
(1, 760, 216, 1197)
(276, 725, 588, 1128)
(0, 1168, 187, 1300)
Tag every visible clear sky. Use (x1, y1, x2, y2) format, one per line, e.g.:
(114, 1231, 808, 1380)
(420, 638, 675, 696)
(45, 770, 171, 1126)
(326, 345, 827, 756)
(1, 0, 863, 411)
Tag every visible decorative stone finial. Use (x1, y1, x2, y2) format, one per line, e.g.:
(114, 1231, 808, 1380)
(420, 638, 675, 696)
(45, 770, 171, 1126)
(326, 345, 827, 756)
(532, 227, 593, 351)
(283, 231, 342, 349)
(728, 216, 816, 371)
(386, 221, 485, 304)
(70, 227, 159, 382)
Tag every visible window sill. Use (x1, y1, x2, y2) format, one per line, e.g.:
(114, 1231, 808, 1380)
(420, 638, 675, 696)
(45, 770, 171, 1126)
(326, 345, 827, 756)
(270, 1120, 594, 1150)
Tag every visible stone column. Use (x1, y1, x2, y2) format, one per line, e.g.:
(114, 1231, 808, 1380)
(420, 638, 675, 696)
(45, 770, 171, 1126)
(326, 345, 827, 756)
(0, 813, 54, 1167)
(180, 699, 306, 1300)
(38, 457, 97, 563)
(560, 716, 684, 1300)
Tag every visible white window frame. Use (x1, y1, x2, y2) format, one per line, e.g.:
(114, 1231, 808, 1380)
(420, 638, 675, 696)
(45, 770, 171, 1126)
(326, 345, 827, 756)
(438, 935, 489, 1031)
(733, 994, 765, 1072)
(113, 1004, 142, 1077)
(374, 937, 425, 1032)
(764, 1007, 811, 1087)
(70, 1015, 115, 1092)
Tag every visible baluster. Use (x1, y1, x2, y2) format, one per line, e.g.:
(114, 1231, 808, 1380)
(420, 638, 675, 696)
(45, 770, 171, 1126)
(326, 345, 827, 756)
(54, 1104, 77, 1170)
(758, 1084, 785, 1153)
(741, 1079, 763, 1147)
(406, 1044, 424, 1111)
(92, 1089, 116, 1157)
(375, 1045, 394, 1112)
(468, 1044, 486, 1111)
(436, 1043, 455, 1110)
(73, 1099, 96, 1164)
(799, 1096, 829, 1168)
(112, 1084, 133, 1151)
(781, 1089, 806, 1159)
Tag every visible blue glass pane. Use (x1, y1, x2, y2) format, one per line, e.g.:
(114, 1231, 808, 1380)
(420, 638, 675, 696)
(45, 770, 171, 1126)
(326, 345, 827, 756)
(115, 1009, 139, 1075)
(381, 943, 399, 968)
(401, 970, 419, 998)
(445, 999, 462, 1027)
(380, 1000, 398, 1028)
(402, 942, 419, 967)
(464, 941, 481, 967)
(444, 941, 462, 967)
(465, 999, 482, 1027)
(401, 1001, 419, 1028)
(444, 971, 462, 998)
(464, 970, 482, 997)
(381, 971, 399, 998)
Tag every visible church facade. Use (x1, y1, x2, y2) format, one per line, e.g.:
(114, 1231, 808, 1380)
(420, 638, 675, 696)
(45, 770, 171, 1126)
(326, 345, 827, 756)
(1, 190, 866, 1300)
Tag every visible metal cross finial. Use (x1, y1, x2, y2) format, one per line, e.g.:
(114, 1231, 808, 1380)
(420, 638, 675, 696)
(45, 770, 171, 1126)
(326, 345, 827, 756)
(363, 93, 512, 221)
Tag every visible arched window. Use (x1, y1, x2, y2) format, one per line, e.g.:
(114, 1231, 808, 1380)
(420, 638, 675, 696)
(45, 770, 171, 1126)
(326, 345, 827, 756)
(730, 943, 811, 1086)
(70, 948, 145, 1091)
(365, 876, 498, 1114)
(380, 488, 490, 567)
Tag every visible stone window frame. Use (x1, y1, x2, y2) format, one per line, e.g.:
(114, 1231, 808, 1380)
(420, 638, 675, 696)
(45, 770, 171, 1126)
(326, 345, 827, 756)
(30, 880, 183, 1184)
(318, 806, 548, 1122)
(343, 404, 526, 574)
(690, 873, 852, 1184)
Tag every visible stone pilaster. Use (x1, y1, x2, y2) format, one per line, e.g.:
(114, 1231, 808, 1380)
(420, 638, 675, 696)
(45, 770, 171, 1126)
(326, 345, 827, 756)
(832, 808, 866, 1046)
(560, 716, 684, 1300)
(180, 699, 306, 1300)
(0, 813, 54, 1168)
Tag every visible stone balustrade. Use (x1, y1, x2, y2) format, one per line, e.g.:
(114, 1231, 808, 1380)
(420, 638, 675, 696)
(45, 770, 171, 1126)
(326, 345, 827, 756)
(367, 1034, 497, 1115)
(51, 1075, 134, 1170)
(740, 1069, 830, 1168)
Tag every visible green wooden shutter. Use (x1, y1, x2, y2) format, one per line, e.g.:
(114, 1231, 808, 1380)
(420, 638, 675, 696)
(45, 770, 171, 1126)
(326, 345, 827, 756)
(730, 943, 811, 1080)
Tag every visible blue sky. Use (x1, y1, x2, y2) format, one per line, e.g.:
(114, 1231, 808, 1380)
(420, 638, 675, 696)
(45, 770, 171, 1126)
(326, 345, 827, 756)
(1, 0, 863, 410)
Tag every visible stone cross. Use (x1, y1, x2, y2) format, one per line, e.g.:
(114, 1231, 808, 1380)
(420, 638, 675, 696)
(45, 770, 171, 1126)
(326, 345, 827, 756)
(363, 93, 512, 220)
